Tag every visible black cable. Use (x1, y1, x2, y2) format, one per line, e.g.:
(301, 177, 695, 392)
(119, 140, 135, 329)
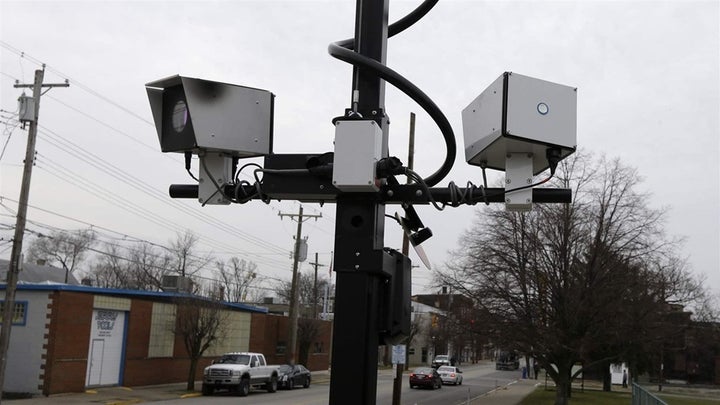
(185, 152, 199, 182)
(328, 0, 455, 187)
(404, 167, 556, 210)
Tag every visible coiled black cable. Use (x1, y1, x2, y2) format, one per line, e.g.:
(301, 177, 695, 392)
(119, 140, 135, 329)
(328, 0, 456, 188)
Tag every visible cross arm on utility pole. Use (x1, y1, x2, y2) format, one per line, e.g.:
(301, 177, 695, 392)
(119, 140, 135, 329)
(13, 80, 70, 89)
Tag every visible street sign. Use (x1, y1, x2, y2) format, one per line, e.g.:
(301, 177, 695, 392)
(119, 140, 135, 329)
(392, 345, 406, 365)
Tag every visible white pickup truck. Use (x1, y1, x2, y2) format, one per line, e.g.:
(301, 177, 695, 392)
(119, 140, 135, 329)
(202, 352, 279, 396)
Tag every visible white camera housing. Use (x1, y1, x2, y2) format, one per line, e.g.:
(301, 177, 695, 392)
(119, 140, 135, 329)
(146, 75, 274, 157)
(461, 72, 577, 174)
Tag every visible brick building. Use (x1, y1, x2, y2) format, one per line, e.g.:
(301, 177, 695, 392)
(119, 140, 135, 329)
(0, 283, 331, 396)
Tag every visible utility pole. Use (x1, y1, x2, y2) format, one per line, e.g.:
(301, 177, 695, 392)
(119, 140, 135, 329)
(0, 68, 69, 397)
(278, 206, 321, 364)
(309, 252, 326, 319)
(392, 111, 415, 405)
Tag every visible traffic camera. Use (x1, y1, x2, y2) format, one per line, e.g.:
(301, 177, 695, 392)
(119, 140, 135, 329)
(462, 72, 577, 210)
(145, 75, 274, 156)
(146, 75, 275, 204)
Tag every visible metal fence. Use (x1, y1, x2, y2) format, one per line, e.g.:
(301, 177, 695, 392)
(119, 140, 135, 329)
(632, 383, 669, 405)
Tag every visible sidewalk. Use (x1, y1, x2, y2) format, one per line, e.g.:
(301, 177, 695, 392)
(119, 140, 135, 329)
(469, 378, 538, 405)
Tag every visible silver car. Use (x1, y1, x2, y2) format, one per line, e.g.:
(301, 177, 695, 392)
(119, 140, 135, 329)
(436, 366, 463, 385)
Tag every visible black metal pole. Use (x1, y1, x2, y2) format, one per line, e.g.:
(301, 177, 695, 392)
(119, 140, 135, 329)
(329, 1, 389, 404)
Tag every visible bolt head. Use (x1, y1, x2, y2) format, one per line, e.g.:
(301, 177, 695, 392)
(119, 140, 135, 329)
(415, 190, 422, 197)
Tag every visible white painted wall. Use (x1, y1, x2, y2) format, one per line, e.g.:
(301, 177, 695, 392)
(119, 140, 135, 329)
(1, 290, 51, 394)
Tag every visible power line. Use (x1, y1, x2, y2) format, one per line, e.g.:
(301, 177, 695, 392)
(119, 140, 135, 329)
(0, 194, 292, 275)
(35, 127, 292, 257)
(3, 45, 332, 262)
(0, 41, 154, 126)
(16, 214, 292, 291)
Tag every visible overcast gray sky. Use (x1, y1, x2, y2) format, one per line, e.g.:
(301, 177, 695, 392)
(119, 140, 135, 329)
(1, 0, 718, 298)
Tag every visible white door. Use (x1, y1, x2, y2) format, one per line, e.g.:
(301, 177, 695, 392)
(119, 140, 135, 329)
(85, 310, 126, 386)
(86, 339, 104, 386)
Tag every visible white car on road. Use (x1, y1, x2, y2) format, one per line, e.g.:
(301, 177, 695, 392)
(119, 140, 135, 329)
(437, 365, 463, 385)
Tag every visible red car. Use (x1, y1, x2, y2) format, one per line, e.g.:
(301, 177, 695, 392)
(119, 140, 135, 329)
(409, 367, 443, 390)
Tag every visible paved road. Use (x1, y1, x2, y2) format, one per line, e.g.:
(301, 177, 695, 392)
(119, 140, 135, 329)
(6, 361, 527, 405)
(152, 363, 520, 405)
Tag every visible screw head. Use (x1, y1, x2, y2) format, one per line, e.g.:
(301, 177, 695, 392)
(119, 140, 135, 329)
(505, 198, 511, 203)
(387, 190, 394, 197)
(506, 179, 512, 184)
(415, 190, 423, 197)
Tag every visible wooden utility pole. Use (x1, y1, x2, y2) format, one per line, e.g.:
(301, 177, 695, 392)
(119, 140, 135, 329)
(392, 111, 415, 405)
(309, 252, 325, 319)
(0, 68, 69, 397)
(278, 206, 321, 364)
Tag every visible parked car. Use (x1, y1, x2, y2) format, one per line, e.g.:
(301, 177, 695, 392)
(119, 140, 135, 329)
(431, 354, 451, 368)
(437, 365, 463, 385)
(409, 367, 443, 390)
(202, 352, 279, 396)
(277, 364, 311, 389)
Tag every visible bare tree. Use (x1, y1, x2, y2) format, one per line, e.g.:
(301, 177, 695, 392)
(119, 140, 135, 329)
(173, 294, 228, 391)
(297, 318, 322, 366)
(438, 151, 707, 405)
(169, 231, 210, 277)
(127, 241, 174, 290)
(25, 229, 96, 282)
(215, 257, 263, 302)
(276, 271, 333, 318)
(90, 243, 132, 288)
(88, 241, 174, 290)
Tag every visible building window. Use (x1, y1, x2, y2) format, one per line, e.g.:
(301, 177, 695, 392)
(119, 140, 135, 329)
(276, 341, 286, 355)
(0, 301, 27, 326)
(314, 342, 324, 354)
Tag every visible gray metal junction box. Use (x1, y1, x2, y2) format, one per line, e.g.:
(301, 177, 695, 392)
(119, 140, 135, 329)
(461, 72, 577, 174)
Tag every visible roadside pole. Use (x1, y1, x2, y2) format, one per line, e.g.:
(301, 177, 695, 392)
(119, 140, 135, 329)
(0, 68, 68, 398)
(392, 111, 416, 405)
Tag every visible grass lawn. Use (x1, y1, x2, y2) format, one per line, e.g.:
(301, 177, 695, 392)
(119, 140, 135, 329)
(517, 387, 720, 405)
(518, 387, 631, 405)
